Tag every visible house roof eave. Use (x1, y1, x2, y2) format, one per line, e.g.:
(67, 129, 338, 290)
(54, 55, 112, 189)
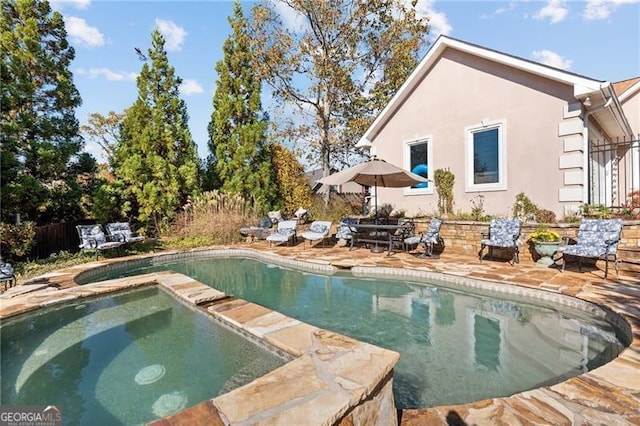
(362, 35, 607, 145)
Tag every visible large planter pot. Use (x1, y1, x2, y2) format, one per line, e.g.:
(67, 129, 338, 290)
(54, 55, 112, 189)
(533, 241, 561, 266)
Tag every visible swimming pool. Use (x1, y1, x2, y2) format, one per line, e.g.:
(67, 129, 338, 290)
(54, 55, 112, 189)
(83, 255, 628, 410)
(0, 286, 286, 425)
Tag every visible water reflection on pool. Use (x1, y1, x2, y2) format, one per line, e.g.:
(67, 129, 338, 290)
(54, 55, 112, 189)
(85, 257, 626, 409)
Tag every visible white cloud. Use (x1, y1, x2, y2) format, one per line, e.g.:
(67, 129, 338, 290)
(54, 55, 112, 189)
(75, 67, 137, 82)
(534, 0, 569, 24)
(64, 16, 104, 47)
(50, 0, 91, 10)
(155, 19, 187, 51)
(180, 79, 204, 95)
(412, 0, 452, 39)
(532, 50, 573, 70)
(480, 2, 516, 19)
(272, 0, 306, 32)
(582, 0, 639, 20)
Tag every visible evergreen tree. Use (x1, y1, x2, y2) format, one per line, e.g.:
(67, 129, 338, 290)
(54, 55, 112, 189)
(1, 0, 89, 225)
(114, 29, 201, 235)
(208, 0, 275, 212)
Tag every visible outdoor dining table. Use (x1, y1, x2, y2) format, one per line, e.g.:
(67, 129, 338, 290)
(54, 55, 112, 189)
(345, 222, 402, 256)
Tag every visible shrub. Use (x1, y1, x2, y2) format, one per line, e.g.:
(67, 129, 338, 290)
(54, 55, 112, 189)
(534, 209, 556, 223)
(0, 222, 36, 261)
(171, 190, 256, 244)
(433, 168, 454, 215)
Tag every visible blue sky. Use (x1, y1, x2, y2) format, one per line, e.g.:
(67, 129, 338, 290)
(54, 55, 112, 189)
(49, 0, 640, 163)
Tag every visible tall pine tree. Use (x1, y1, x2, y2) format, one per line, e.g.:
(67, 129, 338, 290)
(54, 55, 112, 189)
(208, 0, 275, 212)
(1, 0, 90, 225)
(114, 29, 201, 235)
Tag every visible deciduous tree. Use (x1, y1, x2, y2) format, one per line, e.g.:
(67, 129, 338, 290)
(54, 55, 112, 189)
(251, 0, 429, 178)
(208, 1, 276, 212)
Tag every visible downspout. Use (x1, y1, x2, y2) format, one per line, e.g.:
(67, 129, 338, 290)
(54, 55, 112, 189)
(581, 97, 613, 204)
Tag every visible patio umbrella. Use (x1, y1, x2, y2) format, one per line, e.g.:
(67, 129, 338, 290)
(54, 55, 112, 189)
(318, 158, 427, 218)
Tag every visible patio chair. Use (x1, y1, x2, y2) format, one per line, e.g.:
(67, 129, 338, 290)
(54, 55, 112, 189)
(301, 221, 332, 247)
(105, 222, 145, 245)
(558, 218, 623, 279)
(336, 217, 360, 246)
(0, 256, 15, 293)
(265, 220, 298, 247)
(268, 210, 283, 225)
(479, 218, 521, 265)
(404, 218, 443, 258)
(391, 218, 416, 251)
(76, 224, 124, 260)
(293, 207, 308, 224)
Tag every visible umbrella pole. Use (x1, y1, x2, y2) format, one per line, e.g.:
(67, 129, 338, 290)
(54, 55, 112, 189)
(374, 175, 378, 224)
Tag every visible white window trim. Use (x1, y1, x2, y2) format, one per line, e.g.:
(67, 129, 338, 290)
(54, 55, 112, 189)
(465, 119, 507, 192)
(403, 136, 434, 196)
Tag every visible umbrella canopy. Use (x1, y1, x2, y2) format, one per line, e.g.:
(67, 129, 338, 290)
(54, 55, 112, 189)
(318, 158, 427, 216)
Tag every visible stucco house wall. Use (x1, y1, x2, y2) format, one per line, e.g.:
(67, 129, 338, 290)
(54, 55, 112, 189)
(373, 48, 576, 218)
(360, 36, 637, 220)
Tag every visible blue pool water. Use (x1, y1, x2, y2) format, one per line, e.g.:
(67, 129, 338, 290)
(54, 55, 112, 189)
(0, 286, 286, 425)
(79, 257, 627, 409)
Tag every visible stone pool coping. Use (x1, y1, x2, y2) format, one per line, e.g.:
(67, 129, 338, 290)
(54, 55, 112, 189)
(1, 247, 639, 425)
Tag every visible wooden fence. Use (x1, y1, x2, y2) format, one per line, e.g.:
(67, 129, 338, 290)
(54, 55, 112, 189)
(30, 220, 96, 259)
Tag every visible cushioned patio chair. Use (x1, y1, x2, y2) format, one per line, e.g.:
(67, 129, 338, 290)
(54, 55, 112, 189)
(293, 207, 308, 224)
(404, 218, 443, 258)
(76, 224, 124, 260)
(105, 222, 145, 245)
(479, 218, 521, 265)
(390, 218, 416, 251)
(266, 220, 298, 247)
(558, 218, 623, 279)
(336, 217, 360, 247)
(301, 221, 332, 247)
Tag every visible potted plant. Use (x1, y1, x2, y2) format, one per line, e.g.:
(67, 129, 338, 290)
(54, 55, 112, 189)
(528, 227, 562, 266)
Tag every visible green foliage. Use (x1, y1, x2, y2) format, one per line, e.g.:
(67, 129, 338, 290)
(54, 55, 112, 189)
(251, 0, 429, 175)
(513, 192, 537, 221)
(579, 204, 611, 219)
(513, 192, 556, 223)
(307, 193, 362, 223)
(208, 1, 275, 211)
(269, 144, 313, 216)
(1, 0, 92, 225)
(0, 221, 36, 260)
(80, 111, 125, 168)
(114, 29, 202, 236)
(528, 227, 561, 243)
(433, 169, 454, 215)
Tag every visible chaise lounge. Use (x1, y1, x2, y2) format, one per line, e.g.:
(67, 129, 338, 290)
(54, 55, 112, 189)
(301, 221, 332, 247)
(266, 220, 298, 247)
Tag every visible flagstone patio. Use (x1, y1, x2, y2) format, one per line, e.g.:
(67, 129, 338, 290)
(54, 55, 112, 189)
(2, 237, 639, 425)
